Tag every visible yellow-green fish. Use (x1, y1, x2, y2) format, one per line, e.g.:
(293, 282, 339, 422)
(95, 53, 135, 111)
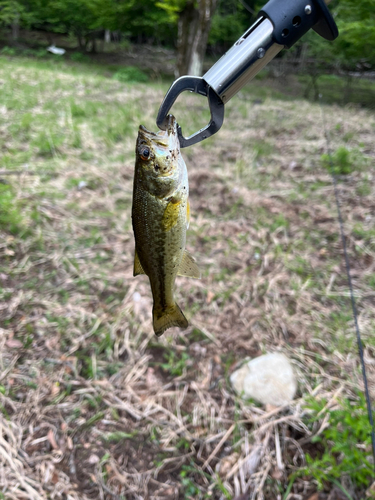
(132, 115, 200, 336)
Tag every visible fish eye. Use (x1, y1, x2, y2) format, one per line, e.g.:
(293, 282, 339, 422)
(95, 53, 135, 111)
(140, 147, 150, 161)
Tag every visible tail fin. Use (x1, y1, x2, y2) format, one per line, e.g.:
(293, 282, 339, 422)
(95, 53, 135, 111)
(153, 303, 188, 337)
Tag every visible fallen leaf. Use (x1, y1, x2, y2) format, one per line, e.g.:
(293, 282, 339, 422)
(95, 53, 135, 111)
(265, 404, 279, 412)
(146, 367, 158, 388)
(307, 494, 319, 500)
(5, 339, 23, 348)
(47, 429, 59, 450)
(271, 467, 283, 480)
(206, 290, 215, 304)
(51, 382, 60, 396)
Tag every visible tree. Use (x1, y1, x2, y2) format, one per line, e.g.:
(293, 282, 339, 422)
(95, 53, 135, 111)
(289, 0, 375, 74)
(208, 0, 255, 54)
(0, 0, 37, 40)
(177, 0, 218, 76)
(158, 0, 218, 77)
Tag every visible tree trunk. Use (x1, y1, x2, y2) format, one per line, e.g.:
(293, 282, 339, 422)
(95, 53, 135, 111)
(90, 36, 97, 53)
(77, 32, 85, 50)
(176, 0, 218, 77)
(104, 29, 111, 43)
(12, 13, 19, 41)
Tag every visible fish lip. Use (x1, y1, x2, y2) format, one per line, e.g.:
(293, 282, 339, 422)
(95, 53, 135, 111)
(138, 116, 177, 138)
(166, 114, 177, 137)
(138, 115, 179, 149)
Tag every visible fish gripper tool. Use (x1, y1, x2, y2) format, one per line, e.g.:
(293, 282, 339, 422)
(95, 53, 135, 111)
(156, 0, 338, 148)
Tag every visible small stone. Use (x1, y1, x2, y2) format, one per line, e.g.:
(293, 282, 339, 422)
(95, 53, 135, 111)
(87, 454, 100, 464)
(5, 339, 23, 348)
(230, 353, 297, 406)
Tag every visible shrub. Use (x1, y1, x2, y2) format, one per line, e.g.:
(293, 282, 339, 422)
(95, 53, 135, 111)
(70, 52, 90, 63)
(321, 146, 353, 175)
(112, 66, 148, 83)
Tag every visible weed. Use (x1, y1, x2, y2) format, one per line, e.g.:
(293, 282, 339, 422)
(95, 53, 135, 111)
(253, 138, 274, 159)
(70, 100, 100, 118)
(113, 66, 149, 83)
(33, 131, 63, 157)
(1, 46, 16, 56)
(356, 178, 371, 197)
(179, 464, 210, 499)
(0, 184, 23, 235)
(300, 393, 373, 489)
(70, 52, 90, 63)
(159, 349, 191, 377)
(101, 431, 136, 443)
(321, 146, 353, 175)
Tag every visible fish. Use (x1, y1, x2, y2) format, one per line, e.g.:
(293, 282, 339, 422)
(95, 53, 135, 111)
(132, 114, 200, 337)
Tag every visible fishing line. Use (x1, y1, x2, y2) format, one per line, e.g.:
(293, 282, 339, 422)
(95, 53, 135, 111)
(319, 94, 375, 472)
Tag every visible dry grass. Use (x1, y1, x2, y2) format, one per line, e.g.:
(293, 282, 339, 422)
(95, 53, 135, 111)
(0, 55, 375, 499)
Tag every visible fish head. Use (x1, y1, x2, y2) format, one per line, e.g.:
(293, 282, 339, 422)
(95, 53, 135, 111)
(135, 115, 183, 196)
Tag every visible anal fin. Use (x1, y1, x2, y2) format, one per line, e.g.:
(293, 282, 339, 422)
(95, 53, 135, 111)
(134, 249, 146, 276)
(177, 250, 201, 279)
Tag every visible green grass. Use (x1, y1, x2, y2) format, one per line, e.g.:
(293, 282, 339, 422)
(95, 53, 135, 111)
(113, 66, 149, 83)
(0, 183, 24, 235)
(299, 394, 374, 490)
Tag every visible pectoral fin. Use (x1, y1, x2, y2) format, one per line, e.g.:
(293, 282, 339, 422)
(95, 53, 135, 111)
(133, 249, 145, 276)
(162, 199, 181, 232)
(177, 250, 201, 279)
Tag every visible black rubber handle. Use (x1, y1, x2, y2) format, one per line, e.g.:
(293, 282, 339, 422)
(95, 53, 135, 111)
(259, 0, 338, 49)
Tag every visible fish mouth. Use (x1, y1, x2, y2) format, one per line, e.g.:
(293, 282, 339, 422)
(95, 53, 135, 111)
(138, 115, 178, 148)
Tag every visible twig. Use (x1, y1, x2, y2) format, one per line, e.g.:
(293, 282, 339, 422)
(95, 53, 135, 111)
(0, 170, 37, 175)
(202, 423, 236, 470)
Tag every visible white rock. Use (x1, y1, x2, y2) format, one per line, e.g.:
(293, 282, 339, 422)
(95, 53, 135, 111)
(230, 353, 297, 406)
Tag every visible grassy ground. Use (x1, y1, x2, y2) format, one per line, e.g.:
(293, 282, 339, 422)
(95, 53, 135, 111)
(0, 54, 375, 500)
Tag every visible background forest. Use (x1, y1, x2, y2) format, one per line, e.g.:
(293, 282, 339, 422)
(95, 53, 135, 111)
(0, 0, 374, 81)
